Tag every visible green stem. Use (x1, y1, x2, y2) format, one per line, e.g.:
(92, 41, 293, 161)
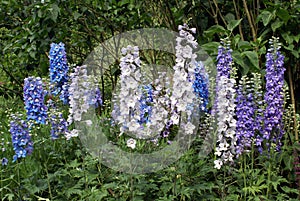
(17, 161, 21, 199)
(243, 155, 247, 200)
(266, 151, 272, 199)
(45, 164, 53, 199)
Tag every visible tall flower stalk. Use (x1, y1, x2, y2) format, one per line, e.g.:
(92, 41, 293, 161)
(214, 39, 237, 169)
(235, 76, 255, 157)
(9, 114, 33, 162)
(170, 24, 198, 135)
(23, 77, 48, 125)
(263, 37, 285, 151)
(193, 61, 209, 112)
(49, 42, 69, 100)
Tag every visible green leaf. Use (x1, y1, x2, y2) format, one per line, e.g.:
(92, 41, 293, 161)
(295, 34, 300, 43)
(73, 11, 81, 20)
(50, 3, 60, 22)
(227, 18, 243, 32)
(276, 8, 290, 23)
(238, 41, 252, 50)
(225, 13, 235, 23)
(204, 25, 226, 37)
(231, 51, 243, 66)
(201, 42, 220, 55)
(283, 44, 295, 51)
(258, 10, 273, 26)
(271, 18, 284, 32)
(281, 32, 294, 44)
(242, 51, 259, 69)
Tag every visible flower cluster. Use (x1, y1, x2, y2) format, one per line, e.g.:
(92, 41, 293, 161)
(235, 76, 255, 157)
(59, 82, 70, 105)
(87, 86, 103, 108)
(212, 39, 233, 116)
(192, 61, 209, 112)
(214, 40, 236, 169)
(48, 101, 69, 140)
(170, 24, 198, 135)
(138, 84, 153, 124)
(214, 76, 237, 169)
(49, 42, 69, 97)
(23, 77, 48, 125)
(66, 64, 102, 140)
(216, 40, 232, 78)
(9, 114, 33, 162)
(114, 45, 143, 136)
(251, 73, 264, 153)
(263, 37, 285, 150)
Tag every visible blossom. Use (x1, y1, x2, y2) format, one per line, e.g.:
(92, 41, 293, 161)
(216, 41, 232, 78)
(138, 85, 153, 125)
(170, 24, 198, 134)
(213, 39, 236, 168)
(127, 138, 137, 149)
(2, 157, 8, 166)
(235, 77, 256, 157)
(214, 76, 237, 167)
(192, 61, 209, 112)
(23, 77, 48, 124)
(59, 82, 70, 105)
(49, 42, 69, 97)
(49, 108, 69, 140)
(113, 45, 144, 136)
(212, 38, 233, 116)
(263, 37, 285, 151)
(67, 65, 101, 125)
(9, 114, 33, 162)
(65, 129, 80, 140)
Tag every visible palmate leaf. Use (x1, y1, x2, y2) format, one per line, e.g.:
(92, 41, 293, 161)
(270, 176, 288, 191)
(242, 184, 268, 196)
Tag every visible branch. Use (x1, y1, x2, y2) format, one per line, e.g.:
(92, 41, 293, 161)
(242, 0, 257, 42)
(212, 0, 227, 26)
(233, 0, 244, 41)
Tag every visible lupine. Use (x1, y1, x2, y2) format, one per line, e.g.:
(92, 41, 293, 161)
(23, 77, 48, 125)
(192, 61, 209, 112)
(49, 42, 69, 97)
(263, 37, 285, 150)
(9, 114, 33, 162)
